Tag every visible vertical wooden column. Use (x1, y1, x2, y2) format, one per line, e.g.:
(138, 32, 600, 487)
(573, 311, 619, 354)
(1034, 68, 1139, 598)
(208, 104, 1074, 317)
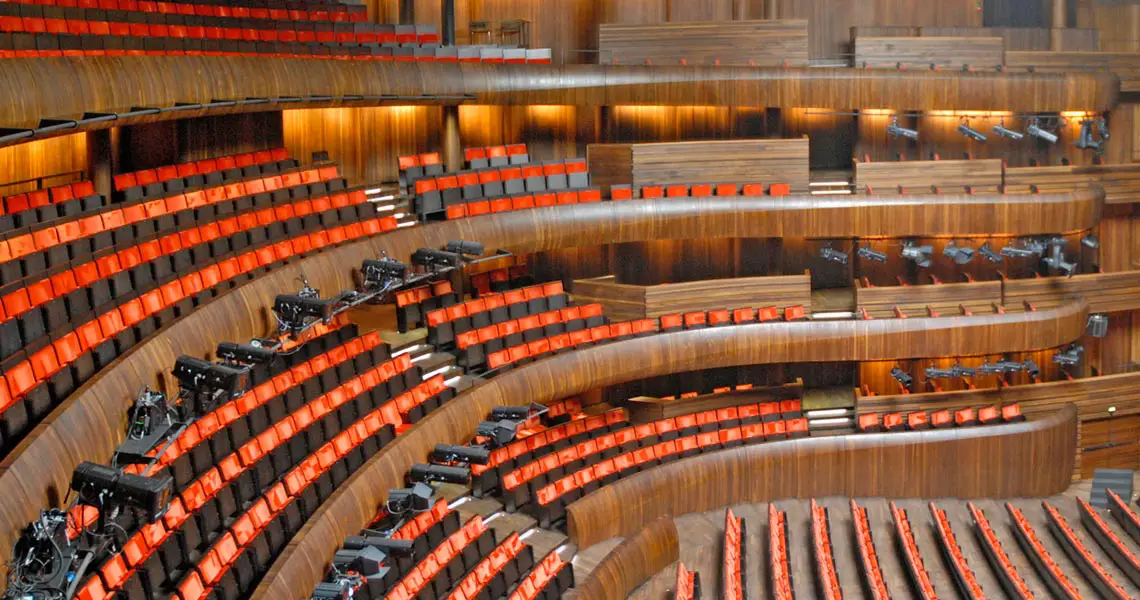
(398, 0, 414, 24)
(765, 0, 778, 20)
(1051, 0, 1067, 49)
(86, 128, 114, 198)
(442, 105, 462, 171)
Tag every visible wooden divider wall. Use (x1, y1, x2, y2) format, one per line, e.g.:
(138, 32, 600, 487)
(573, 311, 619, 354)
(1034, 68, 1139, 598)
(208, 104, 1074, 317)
(854, 36, 1006, 68)
(565, 519, 679, 600)
(850, 26, 1101, 51)
(598, 19, 809, 66)
(571, 272, 812, 320)
(854, 158, 1004, 189)
(588, 138, 810, 190)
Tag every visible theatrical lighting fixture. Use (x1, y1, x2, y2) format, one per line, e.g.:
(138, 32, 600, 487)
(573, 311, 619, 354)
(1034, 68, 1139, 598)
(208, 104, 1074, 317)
(274, 293, 333, 332)
(1082, 233, 1100, 249)
(491, 404, 544, 421)
(408, 463, 471, 485)
(942, 241, 976, 265)
(445, 240, 485, 257)
(1042, 246, 1078, 277)
(976, 362, 1006, 376)
(1027, 118, 1059, 144)
(115, 386, 178, 465)
(978, 242, 1003, 263)
(5, 509, 74, 598)
(957, 121, 987, 143)
(1024, 359, 1041, 378)
(1087, 313, 1109, 338)
(312, 575, 366, 600)
(476, 419, 518, 447)
(992, 120, 1024, 140)
(924, 364, 977, 379)
(71, 461, 173, 522)
(386, 482, 434, 514)
(431, 443, 491, 465)
(900, 242, 934, 267)
(1000, 241, 1037, 259)
(332, 547, 387, 578)
(819, 245, 848, 265)
(886, 117, 918, 140)
(411, 248, 462, 270)
(173, 355, 251, 400)
(344, 536, 414, 557)
(890, 367, 913, 388)
(1075, 119, 1101, 151)
(1053, 344, 1084, 366)
(857, 247, 888, 263)
(996, 360, 1027, 373)
(216, 341, 277, 366)
(361, 257, 408, 288)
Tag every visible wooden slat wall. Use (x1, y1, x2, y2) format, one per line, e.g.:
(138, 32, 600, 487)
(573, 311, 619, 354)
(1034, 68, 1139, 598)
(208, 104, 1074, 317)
(856, 281, 1003, 318)
(1079, 415, 1140, 478)
(854, 158, 1004, 189)
(598, 19, 809, 66)
(585, 143, 633, 192)
(854, 36, 1006, 68)
(851, 26, 1100, 51)
(0, 133, 88, 196)
(572, 273, 812, 320)
(1004, 271, 1140, 314)
(565, 405, 1078, 547)
(1005, 50, 1140, 92)
(627, 138, 810, 189)
(625, 381, 804, 422)
(1005, 164, 1140, 205)
(458, 105, 594, 163)
(567, 519, 679, 600)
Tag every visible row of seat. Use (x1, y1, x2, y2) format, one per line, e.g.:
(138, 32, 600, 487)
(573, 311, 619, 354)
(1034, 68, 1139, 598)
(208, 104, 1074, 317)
(857, 403, 1024, 432)
(1006, 503, 1081, 599)
(113, 148, 289, 192)
(1042, 501, 1131, 600)
(542, 396, 582, 423)
(967, 502, 1035, 600)
(395, 280, 459, 332)
(3, 0, 369, 22)
(527, 419, 809, 527)
(387, 516, 495, 600)
(120, 156, 303, 204)
(1107, 490, 1140, 552)
(890, 502, 938, 599)
(506, 549, 573, 600)
(768, 505, 793, 600)
(810, 500, 842, 600)
(724, 508, 744, 600)
(0, 210, 396, 457)
(445, 531, 531, 600)
(658, 383, 760, 401)
(469, 265, 533, 298)
(456, 303, 604, 371)
(426, 281, 571, 347)
(1075, 498, 1140, 591)
(441, 188, 603, 220)
(610, 182, 792, 200)
(0, 180, 99, 231)
(850, 500, 890, 600)
(929, 502, 985, 599)
(675, 562, 699, 600)
(415, 159, 591, 218)
(464, 144, 530, 169)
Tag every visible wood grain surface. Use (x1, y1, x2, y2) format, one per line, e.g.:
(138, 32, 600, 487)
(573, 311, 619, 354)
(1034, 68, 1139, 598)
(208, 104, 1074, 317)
(565, 519, 679, 600)
(855, 36, 1006, 68)
(599, 19, 809, 66)
(572, 273, 812, 320)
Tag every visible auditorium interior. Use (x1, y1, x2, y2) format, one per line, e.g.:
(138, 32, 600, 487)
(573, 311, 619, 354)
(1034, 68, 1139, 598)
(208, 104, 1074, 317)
(6, 0, 1140, 598)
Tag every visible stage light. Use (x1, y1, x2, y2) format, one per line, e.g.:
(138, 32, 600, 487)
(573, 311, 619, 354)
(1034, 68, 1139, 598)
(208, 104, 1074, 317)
(408, 464, 471, 485)
(361, 257, 408, 288)
(1024, 359, 1041, 378)
(216, 341, 277, 366)
(7, 510, 74, 595)
(116, 386, 179, 465)
(1053, 344, 1083, 366)
(958, 122, 987, 142)
(1082, 233, 1100, 249)
(344, 536, 414, 557)
(890, 367, 912, 388)
(386, 482, 434, 514)
(976, 362, 1006, 375)
(274, 293, 332, 329)
(445, 240, 485, 256)
(491, 405, 540, 421)
(857, 247, 888, 263)
(1087, 313, 1109, 338)
(431, 443, 491, 465)
(476, 419, 518, 447)
(1027, 119, 1058, 144)
(1076, 119, 1101, 151)
(173, 355, 251, 400)
(978, 243, 1003, 263)
(886, 117, 918, 140)
(925, 364, 976, 379)
(411, 248, 462, 270)
(1000, 243, 1037, 259)
(819, 245, 848, 265)
(942, 241, 976, 265)
(332, 546, 387, 578)
(900, 243, 934, 267)
(1043, 246, 1077, 277)
(71, 462, 173, 521)
(992, 121, 1024, 140)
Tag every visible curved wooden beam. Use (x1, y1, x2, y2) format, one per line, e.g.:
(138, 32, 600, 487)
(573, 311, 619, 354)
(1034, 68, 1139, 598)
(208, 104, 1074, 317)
(0, 59, 1118, 138)
(566, 519, 679, 600)
(0, 191, 1100, 581)
(565, 404, 1078, 548)
(251, 299, 1087, 599)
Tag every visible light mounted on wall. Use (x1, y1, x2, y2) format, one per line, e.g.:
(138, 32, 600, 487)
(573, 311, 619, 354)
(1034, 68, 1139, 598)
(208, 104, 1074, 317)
(857, 246, 888, 263)
(1081, 233, 1100, 249)
(900, 242, 934, 267)
(992, 118, 1024, 140)
(819, 243, 849, 265)
(978, 242, 1004, 263)
(1027, 118, 1059, 144)
(886, 117, 918, 141)
(957, 119, 987, 143)
(942, 241, 976, 265)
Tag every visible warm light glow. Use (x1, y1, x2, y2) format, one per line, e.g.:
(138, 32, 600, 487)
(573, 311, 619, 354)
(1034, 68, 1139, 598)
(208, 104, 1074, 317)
(526, 105, 568, 119)
(861, 109, 894, 115)
(926, 110, 1013, 118)
(1061, 111, 1092, 118)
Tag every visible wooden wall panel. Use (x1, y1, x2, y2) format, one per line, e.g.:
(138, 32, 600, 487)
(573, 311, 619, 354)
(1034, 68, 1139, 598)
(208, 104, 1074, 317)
(604, 106, 768, 143)
(457, 0, 597, 63)
(599, 20, 809, 66)
(1005, 51, 1140, 92)
(457, 105, 592, 162)
(921, 27, 1099, 50)
(854, 36, 1006, 69)
(281, 106, 443, 185)
(1079, 414, 1140, 478)
(118, 120, 179, 173)
(176, 113, 284, 162)
(572, 273, 812, 319)
(855, 158, 1003, 189)
(566, 405, 1077, 547)
(667, 0, 735, 22)
(625, 138, 810, 189)
(597, 0, 667, 26)
(0, 133, 88, 196)
(585, 142, 632, 192)
(1078, 2, 1140, 52)
(781, 107, 856, 170)
(569, 519, 679, 600)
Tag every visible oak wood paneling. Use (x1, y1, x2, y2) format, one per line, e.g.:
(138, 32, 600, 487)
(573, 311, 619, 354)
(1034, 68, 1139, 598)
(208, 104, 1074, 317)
(0, 133, 88, 196)
(855, 158, 1004, 189)
(253, 302, 1086, 599)
(177, 112, 284, 163)
(625, 381, 804, 422)
(625, 138, 810, 189)
(599, 19, 809, 66)
(855, 36, 1006, 69)
(1005, 50, 1140, 92)
(572, 273, 812, 320)
(458, 105, 591, 162)
(0, 60, 1117, 142)
(566, 404, 1078, 547)
(852, 26, 1100, 51)
(604, 107, 768, 144)
(1079, 414, 1140, 478)
(567, 519, 678, 600)
(1005, 165, 1140, 205)
(856, 280, 1004, 318)
(585, 142, 632, 192)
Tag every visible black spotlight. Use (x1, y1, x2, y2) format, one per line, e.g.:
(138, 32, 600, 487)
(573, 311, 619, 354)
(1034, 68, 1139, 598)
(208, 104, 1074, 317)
(857, 247, 888, 263)
(411, 248, 462, 270)
(890, 367, 913, 388)
(431, 444, 491, 465)
(476, 419, 518, 447)
(408, 464, 471, 485)
(216, 341, 277, 366)
(361, 257, 408, 288)
(172, 355, 251, 399)
(71, 461, 173, 522)
(386, 482, 434, 514)
(445, 240, 485, 256)
(491, 404, 540, 421)
(819, 245, 848, 265)
(274, 293, 332, 330)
